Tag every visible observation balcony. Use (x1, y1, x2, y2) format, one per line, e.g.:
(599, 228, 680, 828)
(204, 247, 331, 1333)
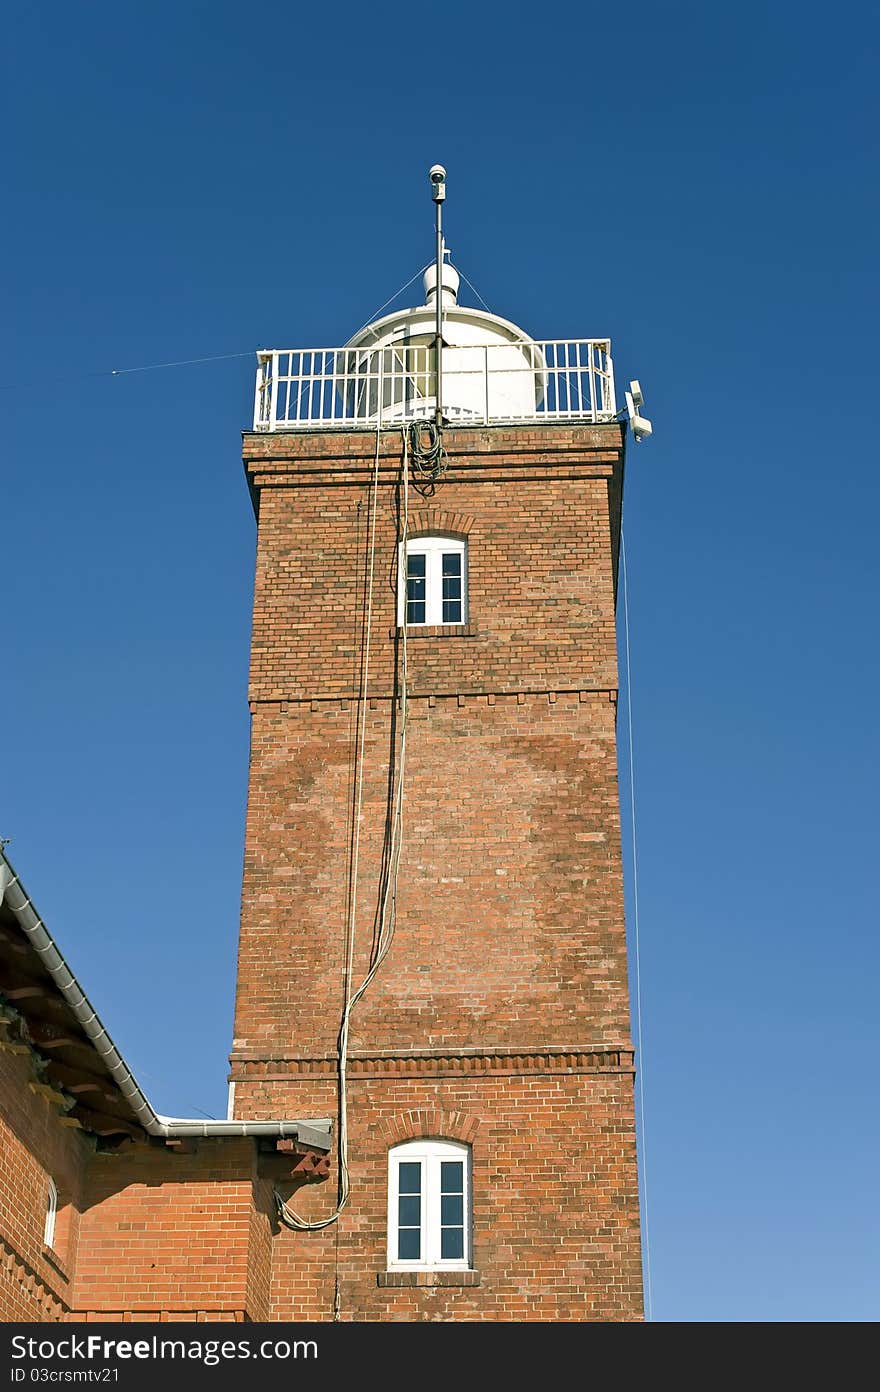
(252, 339, 616, 432)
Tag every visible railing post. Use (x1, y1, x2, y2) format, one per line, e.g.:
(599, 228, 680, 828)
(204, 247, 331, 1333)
(587, 341, 597, 421)
(605, 346, 616, 418)
(253, 354, 264, 430)
(269, 352, 278, 430)
(378, 350, 384, 427)
(484, 345, 490, 425)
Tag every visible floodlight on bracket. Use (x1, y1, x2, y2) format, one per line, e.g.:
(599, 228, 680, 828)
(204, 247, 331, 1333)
(624, 379, 653, 443)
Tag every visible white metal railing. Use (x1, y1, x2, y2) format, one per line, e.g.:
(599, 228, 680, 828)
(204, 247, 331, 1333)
(252, 339, 616, 430)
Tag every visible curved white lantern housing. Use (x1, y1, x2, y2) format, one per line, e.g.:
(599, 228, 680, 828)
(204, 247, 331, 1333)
(337, 260, 547, 425)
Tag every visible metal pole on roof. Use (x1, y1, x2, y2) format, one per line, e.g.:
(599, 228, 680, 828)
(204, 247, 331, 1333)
(429, 165, 446, 428)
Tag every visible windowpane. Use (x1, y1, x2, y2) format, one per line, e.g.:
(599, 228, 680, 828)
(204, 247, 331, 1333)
(442, 552, 461, 576)
(399, 1162, 421, 1194)
(442, 576, 461, 600)
(398, 1195, 421, 1226)
(406, 558, 426, 626)
(441, 1161, 463, 1192)
(398, 1227, 421, 1261)
(441, 1194, 463, 1225)
(442, 599, 462, 622)
(396, 1159, 422, 1262)
(441, 1227, 464, 1260)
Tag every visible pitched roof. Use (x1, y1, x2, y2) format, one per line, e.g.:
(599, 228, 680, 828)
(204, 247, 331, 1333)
(0, 847, 331, 1153)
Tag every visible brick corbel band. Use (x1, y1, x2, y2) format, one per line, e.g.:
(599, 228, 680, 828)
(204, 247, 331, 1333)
(230, 1047, 635, 1080)
(1, 1237, 69, 1321)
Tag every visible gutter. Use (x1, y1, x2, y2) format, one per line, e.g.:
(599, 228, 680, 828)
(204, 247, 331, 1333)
(0, 849, 332, 1152)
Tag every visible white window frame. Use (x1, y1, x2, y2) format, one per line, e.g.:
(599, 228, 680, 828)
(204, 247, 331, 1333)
(398, 534, 467, 627)
(387, 1138, 472, 1271)
(43, 1178, 58, 1249)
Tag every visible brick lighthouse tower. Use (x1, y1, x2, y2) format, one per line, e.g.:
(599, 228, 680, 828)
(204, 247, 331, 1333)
(229, 168, 647, 1321)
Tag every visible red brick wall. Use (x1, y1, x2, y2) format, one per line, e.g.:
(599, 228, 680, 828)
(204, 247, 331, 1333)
(235, 692, 628, 1059)
(244, 425, 622, 703)
(72, 1139, 268, 1322)
(231, 422, 642, 1321)
(245, 1174, 275, 1321)
(0, 1043, 87, 1321)
(235, 1072, 641, 1322)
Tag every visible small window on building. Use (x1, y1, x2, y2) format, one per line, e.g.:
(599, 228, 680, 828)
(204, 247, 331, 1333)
(387, 1138, 471, 1270)
(43, 1178, 58, 1249)
(399, 536, 467, 626)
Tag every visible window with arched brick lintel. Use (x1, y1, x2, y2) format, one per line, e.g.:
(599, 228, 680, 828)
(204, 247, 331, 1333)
(399, 534, 467, 626)
(387, 1138, 472, 1271)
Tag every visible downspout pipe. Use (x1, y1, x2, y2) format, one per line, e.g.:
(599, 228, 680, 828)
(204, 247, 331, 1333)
(0, 850, 331, 1152)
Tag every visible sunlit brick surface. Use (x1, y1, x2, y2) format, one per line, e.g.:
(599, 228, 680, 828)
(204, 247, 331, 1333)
(232, 422, 643, 1321)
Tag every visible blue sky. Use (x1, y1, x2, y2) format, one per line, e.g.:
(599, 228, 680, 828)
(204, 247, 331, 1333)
(3, 1, 878, 1322)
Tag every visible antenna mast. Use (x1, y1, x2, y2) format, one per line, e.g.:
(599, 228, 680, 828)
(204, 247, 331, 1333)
(429, 164, 446, 429)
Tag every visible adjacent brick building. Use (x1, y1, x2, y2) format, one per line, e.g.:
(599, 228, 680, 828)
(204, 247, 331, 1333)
(1, 250, 644, 1321)
(0, 849, 332, 1322)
